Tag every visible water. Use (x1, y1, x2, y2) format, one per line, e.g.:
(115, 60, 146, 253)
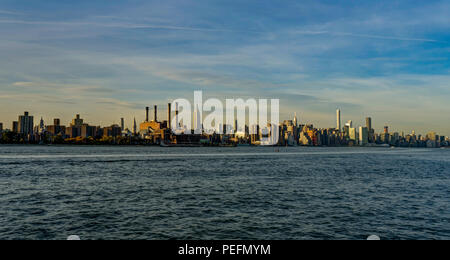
(0, 145, 449, 240)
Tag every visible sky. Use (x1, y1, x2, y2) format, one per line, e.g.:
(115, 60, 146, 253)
(0, 0, 449, 135)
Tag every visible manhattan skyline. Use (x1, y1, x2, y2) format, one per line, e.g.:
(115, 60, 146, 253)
(0, 0, 449, 135)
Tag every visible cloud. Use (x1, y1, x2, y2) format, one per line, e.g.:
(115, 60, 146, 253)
(0, 10, 22, 15)
(12, 82, 34, 87)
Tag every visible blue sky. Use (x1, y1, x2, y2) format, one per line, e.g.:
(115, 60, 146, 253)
(0, 0, 449, 135)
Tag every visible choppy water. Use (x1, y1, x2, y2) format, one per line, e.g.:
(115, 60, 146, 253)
(0, 145, 449, 240)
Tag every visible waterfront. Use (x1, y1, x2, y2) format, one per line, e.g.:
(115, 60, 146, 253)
(0, 146, 449, 240)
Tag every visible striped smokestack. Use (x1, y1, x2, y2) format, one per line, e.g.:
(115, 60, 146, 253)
(154, 105, 158, 122)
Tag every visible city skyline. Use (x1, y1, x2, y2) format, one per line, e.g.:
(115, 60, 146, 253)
(0, 107, 447, 139)
(0, 1, 449, 135)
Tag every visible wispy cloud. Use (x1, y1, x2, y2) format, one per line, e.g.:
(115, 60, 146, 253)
(0, 17, 445, 44)
(0, 10, 22, 15)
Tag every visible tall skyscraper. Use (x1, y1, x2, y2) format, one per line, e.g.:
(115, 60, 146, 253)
(193, 104, 202, 134)
(18, 112, 34, 135)
(366, 117, 372, 131)
(366, 117, 374, 143)
(38, 117, 45, 134)
(0, 123, 3, 132)
(359, 126, 369, 146)
(293, 113, 298, 128)
(336, 109, 341, 131)
(121, 118, 125, 131)
(133, 118, 137, 135)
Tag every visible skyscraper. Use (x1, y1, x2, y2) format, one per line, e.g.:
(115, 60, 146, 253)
(133, 118, 137, 135)
(71, 114, 83, 127)
(366, 117, 372, 131)
(12, 121, 19, 133)
(359, 126, 369, 146)
(38, 117, 45, 134)
(349, 127, 357, 141)
(366, 117, 374, 142)
(18, 112, 34, 135)
(336, 109, 341, 131)
(121, 118, 125, 131)
(194, 104, 202, 134)
(293, 113, 298, 128)
(0, 123, 3, 132)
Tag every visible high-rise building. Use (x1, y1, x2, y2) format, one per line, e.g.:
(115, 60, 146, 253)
(0, 123, 3, 132)
(366, 117, 374, 143)
(103, 125, 122, 137)
(293, 113, 298, 128)
(345, 120, 353, 128)
(336, 109, 341, 131)
(38, 117, 45, 134)
(359, 126, 369, 146)
(193, 104, 202, 134)
(426, 132, 438, 141)
(133, 118, 137, 135)
(121, 118, 125, 131)
(71, 114, 83, 127)
(349, 127, 357, 141)
(366, 117, 372, 131)
(47, 118, 65, 136)
(18, 112, 34, 135)
(12, 121, 19, 133)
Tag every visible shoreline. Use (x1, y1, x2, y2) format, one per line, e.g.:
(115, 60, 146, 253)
(0, 143, 448, 149)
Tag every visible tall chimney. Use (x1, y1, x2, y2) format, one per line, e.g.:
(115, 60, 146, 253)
(168, 103, 172, 130)
(154, 105, 158, 122)
(146, 107, 149, 122)
(175, 102, 179, 129)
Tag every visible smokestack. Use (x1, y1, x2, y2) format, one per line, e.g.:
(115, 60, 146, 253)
(154, 105, 158, 122)
(146, 107, 149, 122)
(175, 102, 179, 129)
(168, 103, 171, 130)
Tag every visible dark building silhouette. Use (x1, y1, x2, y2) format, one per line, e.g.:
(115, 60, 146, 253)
(18, 112, 34, 135)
